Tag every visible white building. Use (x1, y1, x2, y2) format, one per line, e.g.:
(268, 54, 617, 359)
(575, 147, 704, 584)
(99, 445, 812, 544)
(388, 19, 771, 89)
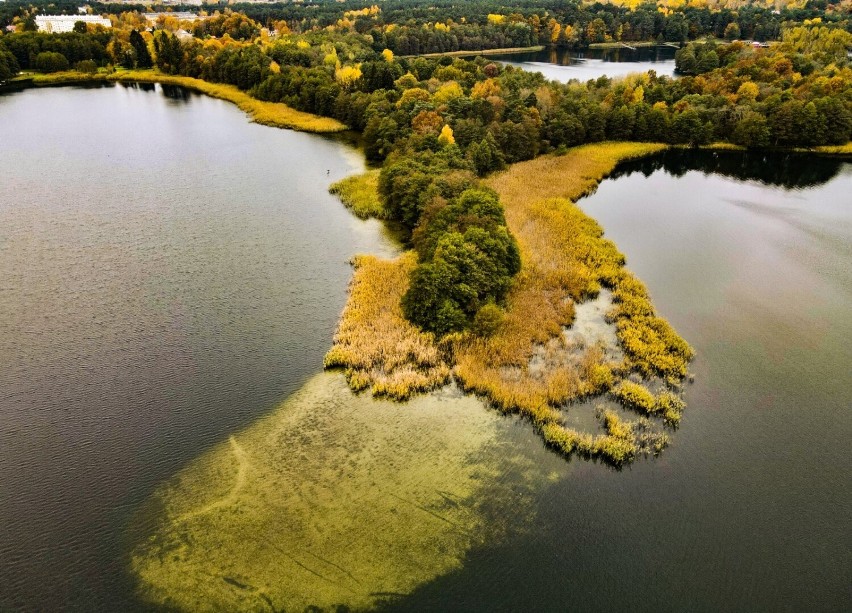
(35, 15, 111, 33)
(143, 12, 205, 25)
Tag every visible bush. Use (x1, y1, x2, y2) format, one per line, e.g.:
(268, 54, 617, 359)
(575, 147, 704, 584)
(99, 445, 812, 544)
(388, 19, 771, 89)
(472, 303, 504, 337)
(75, 60, 98, 74)
(610, 380, 656, 413)
(35, 51, 69, 73)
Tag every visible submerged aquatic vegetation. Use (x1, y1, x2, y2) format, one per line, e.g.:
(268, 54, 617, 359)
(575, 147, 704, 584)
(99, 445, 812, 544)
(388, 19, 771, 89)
(131, 373, 542, 612)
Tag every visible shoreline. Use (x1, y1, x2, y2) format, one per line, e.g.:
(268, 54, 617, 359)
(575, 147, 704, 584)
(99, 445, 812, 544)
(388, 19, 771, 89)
(326, 142, 693, 465)
(8, 69, 347, 134)
(402, 45, 544, 58)
(588, 41, 667, 49)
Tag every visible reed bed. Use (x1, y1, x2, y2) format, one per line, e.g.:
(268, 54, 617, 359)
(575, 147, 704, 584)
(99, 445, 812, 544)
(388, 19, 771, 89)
(21, 70, 346, 133)
(322, 139, 690, 464)
(451, 142, 691, 464)
(324, 252, 451, 399)
(808, 143, 852, 155)
(329, 170, 386, 219)
(540, 408, 668, 466)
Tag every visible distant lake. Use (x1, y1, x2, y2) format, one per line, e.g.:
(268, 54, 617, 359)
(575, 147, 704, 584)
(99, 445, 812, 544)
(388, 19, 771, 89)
(490, 45, 677, 81)
(1, 84, 850, 612)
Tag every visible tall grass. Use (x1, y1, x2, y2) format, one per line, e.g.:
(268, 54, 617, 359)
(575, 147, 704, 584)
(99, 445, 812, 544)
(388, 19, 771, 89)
(322, 139, 688, 463)
(451, 142, 692, 465)
(329, 171, 386, 219)
(20, 69, 347, 133)
(324, 252, 451, 399)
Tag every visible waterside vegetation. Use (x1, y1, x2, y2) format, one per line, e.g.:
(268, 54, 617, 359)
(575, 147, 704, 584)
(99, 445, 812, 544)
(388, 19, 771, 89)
(14, 68, 346, 133)
(329, 170, 385, 218)
(323, 252, 451, 399)
(326, 141, 695, 465)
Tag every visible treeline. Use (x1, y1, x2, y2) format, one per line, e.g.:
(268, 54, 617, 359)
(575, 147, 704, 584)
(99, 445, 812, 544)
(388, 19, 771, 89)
(226, 0, 849, 53)
(7, 0, 847, 53)
(0, 31, 112, 71)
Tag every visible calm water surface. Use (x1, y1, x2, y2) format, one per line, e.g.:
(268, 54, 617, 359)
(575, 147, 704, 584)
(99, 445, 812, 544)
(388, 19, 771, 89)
(0, 83, 396, 611)
(389, 151, 852, 612)
(1, 84, 850, 612)
(491, 45, 677, 81)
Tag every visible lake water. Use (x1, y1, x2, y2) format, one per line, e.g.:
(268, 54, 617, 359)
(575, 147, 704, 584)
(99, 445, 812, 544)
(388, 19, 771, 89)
(490, 45, 677, 82)
(389, 151, 850, 613)
(0, 83, 397, 611)
(2, 85, 850, 612)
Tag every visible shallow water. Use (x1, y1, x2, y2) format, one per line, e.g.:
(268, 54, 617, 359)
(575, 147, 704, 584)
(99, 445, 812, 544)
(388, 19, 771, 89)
(131, 372, 548, 612)
(0, 83, 397, 611)
(490, 45, 677, 82)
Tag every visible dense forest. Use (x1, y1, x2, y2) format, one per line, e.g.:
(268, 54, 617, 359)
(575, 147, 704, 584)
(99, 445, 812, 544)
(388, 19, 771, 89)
(1, 2, 851, 332)
(2, 0, 851, 52)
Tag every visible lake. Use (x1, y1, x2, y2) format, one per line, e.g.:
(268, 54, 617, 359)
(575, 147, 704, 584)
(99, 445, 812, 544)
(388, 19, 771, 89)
(0, 82, 397, 611)
(1, 85, 850, 612)
(388, 150, 851, 612)
(490, 45, 677, 82)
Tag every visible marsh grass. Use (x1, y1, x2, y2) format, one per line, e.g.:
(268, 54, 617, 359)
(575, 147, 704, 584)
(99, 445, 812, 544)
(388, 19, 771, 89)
(807, 143, 852, 155)
(324, 252, 451, 399)
(329, 142, 692, 464)
(329, 170, 386, 219)
(20, 69, 346, 133)
(451, 142, 692, 464)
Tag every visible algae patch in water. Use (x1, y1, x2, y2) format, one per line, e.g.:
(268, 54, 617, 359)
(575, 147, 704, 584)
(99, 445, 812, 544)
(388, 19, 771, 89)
(131, 372, 540, 612)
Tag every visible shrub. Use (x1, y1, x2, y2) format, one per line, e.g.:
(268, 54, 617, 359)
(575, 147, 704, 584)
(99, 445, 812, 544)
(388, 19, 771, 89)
(75, 60, 98, 74)
(35, 51, 69, 74)
(472, 303, 504, 337)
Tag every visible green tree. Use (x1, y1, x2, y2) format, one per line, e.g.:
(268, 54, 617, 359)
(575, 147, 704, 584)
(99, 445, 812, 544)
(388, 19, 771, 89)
(129, 30, 152, 69)
(34, 51, 69, 73)
(724, 22, 740, 41)
(0, 47, 20, 81)
(732, 110, 770, 148)
(467, 133, 505, 176)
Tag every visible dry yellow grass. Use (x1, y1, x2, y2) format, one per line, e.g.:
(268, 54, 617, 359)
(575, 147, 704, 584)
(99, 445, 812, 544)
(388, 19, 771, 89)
(22, 69, 347, 133)
(324, 252, 451, 399)
(488, 142, 669, 212)
(329, 170, 385, 218)
(451, 142, 692, 463)
(807, 143, 852, 155)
